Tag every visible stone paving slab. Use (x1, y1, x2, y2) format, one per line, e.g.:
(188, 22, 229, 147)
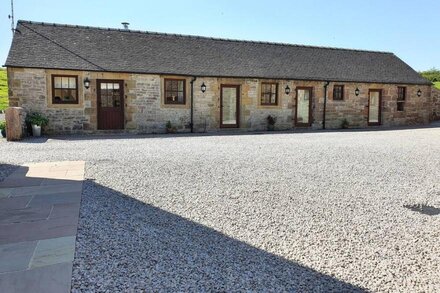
(0, 182, 83, 198)
(0, 205, 52, 224)
(0, 241, 37, 273)
(0, 262, 72, 293)
(0, 195, 33, 210)
(30, 236, 76, 269)
(0, 161, 84, 293)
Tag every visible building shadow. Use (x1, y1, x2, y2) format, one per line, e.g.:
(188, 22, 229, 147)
(9, 120, 438, 143)
(0, 162, 367, 291)
(71, 179, 367, 292)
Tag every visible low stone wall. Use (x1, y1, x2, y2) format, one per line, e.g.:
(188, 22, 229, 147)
(6, 67, 433, 134)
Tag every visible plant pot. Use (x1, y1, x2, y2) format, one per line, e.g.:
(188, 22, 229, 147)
(267, 124, 275, 131)
(1, 129, 5, 138)
(32, 124, 42, 137)
(166, 127, 177, 134)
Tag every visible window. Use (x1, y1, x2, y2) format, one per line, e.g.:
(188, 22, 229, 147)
(52, 75, 78, 104)
(397, 87, 406, 111)
(333, 85, 344, 100)
(261, 82, 278, 105)
(164, 79, 186, 104)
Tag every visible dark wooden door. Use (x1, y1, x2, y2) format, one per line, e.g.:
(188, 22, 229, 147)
(97, 80, 124, 130)
(368, 89, 382, 126)
(220, 85, 240, 128)
(295, 87, 312, 127)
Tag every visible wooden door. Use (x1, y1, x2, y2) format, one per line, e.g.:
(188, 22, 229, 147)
(220, 85, 240, 128)
(97, 80, 124, 130)
(295, 87, 312, 126)
(368, 89, 382, 126)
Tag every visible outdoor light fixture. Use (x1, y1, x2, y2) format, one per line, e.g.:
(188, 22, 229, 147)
(355, 87, 360, 96)
(285, 85, 291, 95)
(201, 82, 206, 93)
(417, 89, 422, 97)
(84, 77, 90, 89)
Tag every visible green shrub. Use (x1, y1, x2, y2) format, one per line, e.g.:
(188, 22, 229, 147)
(266, 115, 277, 125)
(0, 121, 5, 131)
(26, 112, 49, 127)
(420, 68, 440, 83)
(340, 118, 349, 129)
(165, 120, 177, 133)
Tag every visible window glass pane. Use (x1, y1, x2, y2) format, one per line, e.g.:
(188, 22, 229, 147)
(54, 77, 62, 88)
(53, 89, 63, 102)
(369, 91, 380, 123)
(165, 81, 172, 91)
(297, 89, 310, 123)
(61, 77, 69, 88)
(101, 93, 108, 107)
(101, 83, 107, 90)
(165, 80, 185, 104)
(334, 86, 343, 100)
(61, 89, 76, 102)
(113, 83, 119, 90)
(69, 77, 76, 89)
(177, 92, 184, 102)
(261, 83, 277, 104)
(398, 87, 405, 101)
(222, 87, 237, 125)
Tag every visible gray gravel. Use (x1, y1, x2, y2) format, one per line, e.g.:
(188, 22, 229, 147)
(0, 128, 439, 292)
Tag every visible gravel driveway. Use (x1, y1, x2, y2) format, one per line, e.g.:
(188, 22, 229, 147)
(1, 127, 439, 292)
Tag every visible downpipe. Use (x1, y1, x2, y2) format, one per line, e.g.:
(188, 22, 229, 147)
(190, 76, 197, 133)
(322, 81, 330, 129)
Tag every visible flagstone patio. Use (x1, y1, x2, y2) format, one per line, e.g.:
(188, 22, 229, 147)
(0, 161, 84, 293)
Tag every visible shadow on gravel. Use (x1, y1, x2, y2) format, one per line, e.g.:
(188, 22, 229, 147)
(0, 163, 19, 183)
(404, 204, 440, 216)
(28, 121, 440, 142)
(72, 180, 367, 292)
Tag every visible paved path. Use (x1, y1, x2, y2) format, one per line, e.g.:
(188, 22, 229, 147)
(0, 161, 84, 293)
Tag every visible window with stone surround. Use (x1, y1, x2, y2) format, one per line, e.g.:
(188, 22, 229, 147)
(397, 86, 406, 111)
(164, 79, 186, 104)
(52, 75, 78, 104)
(333, 85, 344, 101)
(260, 82, 278, 105)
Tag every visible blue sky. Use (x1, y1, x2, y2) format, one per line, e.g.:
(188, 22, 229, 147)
(1, 0, 439, 71)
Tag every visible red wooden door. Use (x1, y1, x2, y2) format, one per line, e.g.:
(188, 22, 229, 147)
(97, 80, 124, 130)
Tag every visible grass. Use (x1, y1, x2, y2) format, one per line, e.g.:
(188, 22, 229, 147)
(0, 68, 8, 111)
(434, 82, 440, 89)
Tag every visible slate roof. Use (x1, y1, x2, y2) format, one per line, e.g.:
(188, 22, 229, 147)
(4, 20, 431, 85)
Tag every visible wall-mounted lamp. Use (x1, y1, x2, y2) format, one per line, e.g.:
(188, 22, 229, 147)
(285, 85, 291, 95)
(417, 89, 422, 97)
(201, 82, 206, 93)
(84, 77, 91, 89)
(355, 87, 360, 96)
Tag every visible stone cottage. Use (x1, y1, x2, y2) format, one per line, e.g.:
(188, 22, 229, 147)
(4, 20, 433, 134)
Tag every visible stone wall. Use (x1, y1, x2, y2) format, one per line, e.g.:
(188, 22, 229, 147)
(6, 67, 433, 134)
(431, 87, 440, 121)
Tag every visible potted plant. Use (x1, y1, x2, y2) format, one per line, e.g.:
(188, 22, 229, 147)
(26, 112, 49, 137)
(0, 121, 6, 138)
(165, 120, 177, 133)
(340, 118, 349, 129)
(266, 115, 277, 131)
